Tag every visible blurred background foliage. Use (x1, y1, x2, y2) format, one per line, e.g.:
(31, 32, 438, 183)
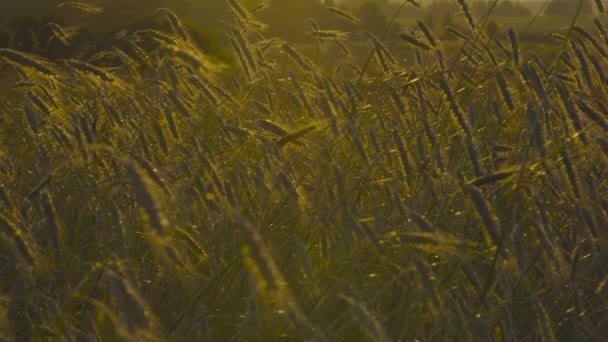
(0, 0, 599, 60)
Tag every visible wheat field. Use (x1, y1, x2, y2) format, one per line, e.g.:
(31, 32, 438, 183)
(1, 0, 607, 340)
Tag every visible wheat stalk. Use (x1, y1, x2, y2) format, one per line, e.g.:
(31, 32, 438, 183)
(0, 213, 36, 266)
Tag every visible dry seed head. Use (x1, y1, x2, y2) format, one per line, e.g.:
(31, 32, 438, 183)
(223, 180, 236, 207)
(152, 121, 168, 154)
(593, 18, 608, 46)
(374, 46, 390, 72)
(327, 7, 356, 21)
(368, 126, 380, 153)
(162, 105, 180, 140)
(124, 39, 152, 67)
(289, 72, 315, 117)
(338, 295, 389, 341)
(415, 83, 444, 170)
(573, 25, 608, 58)
(0, 48, 56, 76)
(158, 8, 189, 41)
(234, 211, 281, 292)
(407, 209, 435, 232)
(277, 120, 327, 147)
(282, 43, 313, 71)
(588, 55, 607, 86)
(531, 223, 562, 275)
(257, 38, 276, 53)
(413, 257, 441, 307)
(109, 202, 127, 257)
(227, 0, 249, 19)
(470, 169, 516, 188)
(252, 101, 271, 115)
(23, 102, 40, 134)
(533, 297, 557, 341)
(111, 46, 137, 75)
(40, 85, 58, 108)
(236, 210, 316, 338)
(389, 88, 406, 116)
(457, 0, 477, 32)
(527, 103, 547, 157)
(435, 49, 446, 72)
(465, 135, 484, 177)
(0, 185, 11, 209)
(229, 38, 252, 80)
(508, 27, 519, 64)
(58, 1, 103, 13)
(594, 0, 605, 13)
(311, 30, 340, 39)
(106, 269, 152, 331)
(130, 153, 171, 197)
(210, 84, 237, 104)
(343, 81, 359, 106)
(27, 175, 51, 200)
(65, 59, 113, 82)
(125, 161, 168, 234)
(248, 2, 267, 13)
(308, 18, 320, 32)
(439, 75, 472, 136)
(167, 90, 191, 117)
(163, 59, 179, 89)
(40, 191, 63, 256)
(74, 126, 89, 162)
(332, 39, 351, 55)
(12, 81, 35, 88)
(446, 26, 468, 40)
(333, 166, 347, 202)
(578, 205, 599, 238)
(560, 147, 581, 199)
(490, 38, 510, 61)
(101, 99, 122, 125)
(353, 134, 369, 164)
(555, 79, 587, 145)
(366, 32, 396, 64)
(0, 213, 36, 266)
(482, 43, 497, 66)
(233, 29, 256, 71)
(45, 22, 78, 46)
(417, 19, 437, 47)
(318, 94, 339, 135)
(576, 99, 608, 132)
(189, 75, 218, 106)
(462, 47, 480, 66)
(223, 124, 251, 138)
(463, 183, 501, 246)
(559, 51, 576, 71)
(572, 43, 593, 90)
(79, 115, 94, 144)
(258, 119, 289, 137)
(522, 64, 546, 98)
(495, 71, 514, 110)
(597, 137, 608, 156)
(28, 91, 51, 116)
(392, 128, 414, 183)
(400, 32, 431, 51)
